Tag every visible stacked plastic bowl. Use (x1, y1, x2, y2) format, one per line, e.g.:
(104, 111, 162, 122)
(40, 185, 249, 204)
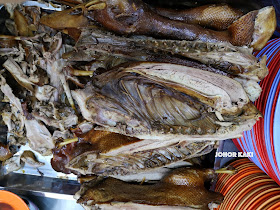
(215, 158, 280, 209)
(233, 38, 280, 185)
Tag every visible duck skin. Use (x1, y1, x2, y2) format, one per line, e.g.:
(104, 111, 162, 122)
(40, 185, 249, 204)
(52, 129, 215, 176)
(76, 167, 224, 209)
(40, 0, 276, 50)
(154, 4, 243, 30)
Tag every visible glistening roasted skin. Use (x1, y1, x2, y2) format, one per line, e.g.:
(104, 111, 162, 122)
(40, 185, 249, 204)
(154, 4, 243, 30)
(83, 0, 261, 47)
(67, 141, 214, 175)
(52, 129, 215, 176)
(51, 130, 140, 174)
(76, 167, 224, 210)
(72, 62, 262, 141)
(40, 0, 276, 49)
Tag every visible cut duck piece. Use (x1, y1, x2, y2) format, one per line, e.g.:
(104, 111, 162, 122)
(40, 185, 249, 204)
(72, 62, 262, 141)
(75, 167, 224, 210)
(52, 129, 215, 176)
(40, 0, 276, 50)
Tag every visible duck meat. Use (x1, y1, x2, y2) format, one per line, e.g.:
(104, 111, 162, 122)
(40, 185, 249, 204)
(72, 62, 262, 141)
(76, 167, 224, 209)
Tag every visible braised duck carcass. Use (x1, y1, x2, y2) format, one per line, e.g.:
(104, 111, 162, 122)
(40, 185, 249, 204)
(72, 28, 268, 101)
(72, 62, 262, 141)
(74, 28, 268, 81)
(76, 167, 224, 210)
(52, 129, 215, 176)
(40, 0, 276, 50)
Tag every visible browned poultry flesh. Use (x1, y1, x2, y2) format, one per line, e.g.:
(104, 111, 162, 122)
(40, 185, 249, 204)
(40, 0, 276, 49)
(52, 129, 215, 176)
(51, 130, 140, 174)
(154, 4, 243, 30)
(76, 167, 224, 209)
(70, 28, 266, 102)
(74, 28, 268, 81)
(67, 140, 214, 176)
(72, 62, 262, 141)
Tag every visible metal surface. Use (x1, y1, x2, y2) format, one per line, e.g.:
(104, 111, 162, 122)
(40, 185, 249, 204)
(0, 144, 80, 200)
(0, 172, 80, 200)
(24, 196, 84, 210)
(6, 144, 77, 180)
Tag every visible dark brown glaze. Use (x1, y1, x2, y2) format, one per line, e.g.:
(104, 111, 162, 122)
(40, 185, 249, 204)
(51, 129, 140, 174)
(52, 127, 215, 176)
(87, 0, 230, 43)
(67, 140, 215, 176)
(77, 167, 224, 209)
(51, 139, 92, 174)
(86, 0, 255, 46)
(80, 129, 141, 153)
(0, 39, 18, 48)
(40, 0, 257, 46)
(154, 4, 243, 30)
(228, 10, 258, 47)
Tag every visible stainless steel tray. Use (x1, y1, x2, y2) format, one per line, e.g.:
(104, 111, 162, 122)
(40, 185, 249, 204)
(0, 173, 80, 200)
(0, 144, 80, 200)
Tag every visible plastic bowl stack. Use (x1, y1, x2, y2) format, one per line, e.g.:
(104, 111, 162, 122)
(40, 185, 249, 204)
(215, 158, 280, 209)
(233, 38, 280, 186)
